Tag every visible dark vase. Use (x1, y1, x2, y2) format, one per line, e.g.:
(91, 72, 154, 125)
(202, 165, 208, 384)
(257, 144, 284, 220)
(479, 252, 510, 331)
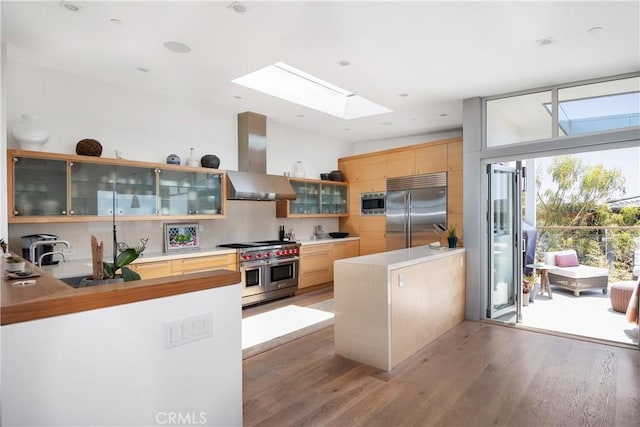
(166, 154, 181, 165)
(448, 237, 458, 248)
(200, 154, 220, 169)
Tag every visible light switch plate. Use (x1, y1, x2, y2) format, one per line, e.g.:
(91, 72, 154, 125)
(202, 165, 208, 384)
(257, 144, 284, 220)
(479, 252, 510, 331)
(165, 313, 213, 349)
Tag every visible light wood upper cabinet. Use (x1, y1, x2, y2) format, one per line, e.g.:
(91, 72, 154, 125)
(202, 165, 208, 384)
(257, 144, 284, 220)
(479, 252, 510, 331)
(415, 144, 448, 175)
(447, 140, 463, 171)
(7, 149, 227, 223)
(276, 178, 348, 218)
(357, 156, 387, 182)
(339, 158, 358, 183)
(386, 150, 416, 178)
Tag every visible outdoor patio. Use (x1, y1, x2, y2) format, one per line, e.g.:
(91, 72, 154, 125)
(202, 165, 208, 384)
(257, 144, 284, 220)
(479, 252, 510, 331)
(521, 283, 639, 345)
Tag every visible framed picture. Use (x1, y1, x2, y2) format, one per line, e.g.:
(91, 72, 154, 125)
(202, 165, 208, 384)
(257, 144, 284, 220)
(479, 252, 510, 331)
(164, 223, 199, 252)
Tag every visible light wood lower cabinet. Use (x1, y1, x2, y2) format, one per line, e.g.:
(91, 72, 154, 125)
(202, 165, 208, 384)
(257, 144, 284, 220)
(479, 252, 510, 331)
(299, 244, 333, 289)
(299, 240, 360, 289)
(171, 254, 237, 275)
(131, 253, 237, 279)
(129, 260, 172, 279)
(332, 240, 359, 260)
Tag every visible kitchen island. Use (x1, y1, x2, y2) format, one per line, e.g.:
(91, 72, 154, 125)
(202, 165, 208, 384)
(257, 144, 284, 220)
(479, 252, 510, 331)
(1, 255, 243, 426)
(334, 246, 465, 371)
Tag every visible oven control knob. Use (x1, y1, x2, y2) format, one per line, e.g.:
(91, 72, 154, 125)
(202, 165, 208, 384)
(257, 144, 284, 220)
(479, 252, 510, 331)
(256, 253, 262, 258)
(265, 252, 270, 257)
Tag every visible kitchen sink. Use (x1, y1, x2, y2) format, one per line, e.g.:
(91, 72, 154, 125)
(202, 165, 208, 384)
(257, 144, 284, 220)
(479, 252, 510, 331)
(59, 275, 88, 288)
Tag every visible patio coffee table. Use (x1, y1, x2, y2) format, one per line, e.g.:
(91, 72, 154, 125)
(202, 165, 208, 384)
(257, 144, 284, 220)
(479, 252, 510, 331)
(526, 263, 554, 299)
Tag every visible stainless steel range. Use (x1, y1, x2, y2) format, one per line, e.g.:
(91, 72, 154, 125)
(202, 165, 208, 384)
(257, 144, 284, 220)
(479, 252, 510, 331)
(218, 240, 300, 306)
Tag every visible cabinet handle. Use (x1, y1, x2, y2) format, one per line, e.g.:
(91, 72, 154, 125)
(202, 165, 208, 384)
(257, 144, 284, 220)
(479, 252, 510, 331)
(398, 274, 404, 287)
(62, 210, 68, 215)
(13, 210, 19, 215)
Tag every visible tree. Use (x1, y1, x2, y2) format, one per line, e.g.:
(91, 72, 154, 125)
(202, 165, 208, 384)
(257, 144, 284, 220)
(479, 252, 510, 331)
(536, 155, 638, 279)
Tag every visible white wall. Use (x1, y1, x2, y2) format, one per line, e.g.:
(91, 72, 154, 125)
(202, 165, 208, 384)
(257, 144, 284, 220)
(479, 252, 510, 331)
(7, 60, 348, 178)
(1, 284, 243, 426)
(4, 60, 352, 252)
(1, 44, 8, 247)
(350, 129, 462, 156)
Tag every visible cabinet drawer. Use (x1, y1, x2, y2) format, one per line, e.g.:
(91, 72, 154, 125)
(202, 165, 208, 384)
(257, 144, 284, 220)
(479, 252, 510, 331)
(171, 254, 237, 274)
(129, 260, 172, 279)
(300, 267, 333, 288)
(332, 240, 359, 260)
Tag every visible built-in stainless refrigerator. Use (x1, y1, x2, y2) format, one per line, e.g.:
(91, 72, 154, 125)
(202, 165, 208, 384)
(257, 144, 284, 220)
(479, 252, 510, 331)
(386, 173, 447, 250)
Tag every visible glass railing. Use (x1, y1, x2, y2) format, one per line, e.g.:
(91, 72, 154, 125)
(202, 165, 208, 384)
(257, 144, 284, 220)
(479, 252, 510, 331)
(536, 226, 640, 281)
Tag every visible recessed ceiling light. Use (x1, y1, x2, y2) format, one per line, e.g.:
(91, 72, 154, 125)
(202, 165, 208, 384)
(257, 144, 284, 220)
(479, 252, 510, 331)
(536, 37, 554, 47)
(232, 62, 392, 120)
(163, 41, 191, 54)
(297, 114, 305, 118)
(60, 1, 81, 12)
(587, 26, 603, 34)
(136, 67, 149, 73)
(439, 113, 449, 117)
(228, 1, 247, 13)
(344, 128, 351, 131)
(233, 95, 243, 99)
(398, 93, 409, 97)
(337, 60, 350, 67)
(110, 18, 123, 25)
(381, 121, 394, 126)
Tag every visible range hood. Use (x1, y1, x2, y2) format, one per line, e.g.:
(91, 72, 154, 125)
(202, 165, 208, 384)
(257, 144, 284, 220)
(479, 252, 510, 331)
(227, 112, 297, 201)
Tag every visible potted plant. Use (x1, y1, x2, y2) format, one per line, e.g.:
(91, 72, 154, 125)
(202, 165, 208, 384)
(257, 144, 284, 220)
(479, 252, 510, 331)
(447, 225, 458, 248)
(522, 274, 537, 306)
(81, 236, 148, 287)
(5, 255, 26, 272)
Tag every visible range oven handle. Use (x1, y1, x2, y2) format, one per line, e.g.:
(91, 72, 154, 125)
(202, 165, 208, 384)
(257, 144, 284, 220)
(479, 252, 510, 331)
(267, 256, 300, 266)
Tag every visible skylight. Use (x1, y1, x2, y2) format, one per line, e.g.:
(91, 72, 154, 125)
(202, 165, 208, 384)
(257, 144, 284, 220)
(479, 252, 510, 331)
(232, 62, 392, 120)
(544, 91, 640, 135)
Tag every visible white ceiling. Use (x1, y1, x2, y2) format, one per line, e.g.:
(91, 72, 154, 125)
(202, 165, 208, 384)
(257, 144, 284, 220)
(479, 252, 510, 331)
(2, 1, 639, 144)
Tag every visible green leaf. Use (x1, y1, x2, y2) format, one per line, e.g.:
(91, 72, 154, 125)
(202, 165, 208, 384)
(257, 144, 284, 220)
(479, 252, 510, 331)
(114, 248, 140, 268)
(120, 267, 141, 282)
(103, 262, 116, 279)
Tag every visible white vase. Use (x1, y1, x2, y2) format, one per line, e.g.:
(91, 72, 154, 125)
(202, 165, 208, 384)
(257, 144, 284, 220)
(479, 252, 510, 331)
(11, 114, 49, 151)
(186, 147, 199, 167)
(292, 160, 305, 178)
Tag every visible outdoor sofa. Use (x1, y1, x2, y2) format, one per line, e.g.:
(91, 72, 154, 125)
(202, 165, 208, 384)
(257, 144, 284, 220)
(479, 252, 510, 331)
(544, 249, 609, 296)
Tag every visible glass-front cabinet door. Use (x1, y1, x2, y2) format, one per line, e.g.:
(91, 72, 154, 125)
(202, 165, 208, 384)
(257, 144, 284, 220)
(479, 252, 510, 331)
(70, 162, 157, 217)
(321, 182, 347, 214)
(289, 180, 320, 215)
(12, 156, 68, 217)
(158, 169, 223, 216)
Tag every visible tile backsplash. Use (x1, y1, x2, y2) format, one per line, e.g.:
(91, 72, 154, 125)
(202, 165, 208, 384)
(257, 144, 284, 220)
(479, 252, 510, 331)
(7, 200, 340, 260)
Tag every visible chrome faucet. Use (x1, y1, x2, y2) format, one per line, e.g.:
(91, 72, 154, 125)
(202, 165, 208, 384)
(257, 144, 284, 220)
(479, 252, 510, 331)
(29, 240, 71, 266)
(38, 251, 66, 267)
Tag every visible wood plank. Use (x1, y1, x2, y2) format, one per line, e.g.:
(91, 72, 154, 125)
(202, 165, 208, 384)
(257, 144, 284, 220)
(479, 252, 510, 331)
(243, 314, 640, 427)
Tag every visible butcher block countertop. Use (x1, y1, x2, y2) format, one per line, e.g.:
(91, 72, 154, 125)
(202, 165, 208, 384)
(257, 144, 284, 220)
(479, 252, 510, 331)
(1, 254, 240, 326)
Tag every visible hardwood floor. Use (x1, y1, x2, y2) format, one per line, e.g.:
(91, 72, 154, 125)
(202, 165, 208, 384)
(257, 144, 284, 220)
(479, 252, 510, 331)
(243, 291, 639, 426)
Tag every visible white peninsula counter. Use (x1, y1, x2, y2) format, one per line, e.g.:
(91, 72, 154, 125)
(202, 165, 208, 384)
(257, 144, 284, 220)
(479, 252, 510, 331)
(334, 246, 466, 371)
